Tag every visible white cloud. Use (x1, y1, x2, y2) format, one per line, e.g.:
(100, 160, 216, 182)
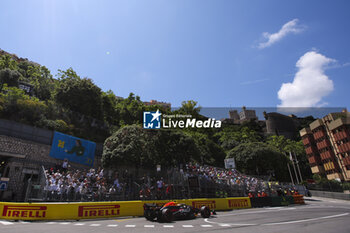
(258, 19, 304, 49)
(277, 51, 335, 107)
(326, 61, 350, 69)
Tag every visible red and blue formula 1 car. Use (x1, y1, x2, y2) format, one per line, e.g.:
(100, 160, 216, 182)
(143, 202, 213, 222)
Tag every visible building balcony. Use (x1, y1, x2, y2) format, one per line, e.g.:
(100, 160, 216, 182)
(308, 156, 316, 165)
(311, 165, 325, 174)
(338, 142, 350, 153)
(302, 137, 311, 146)
(326, 172, 343, 181)
(308, 155, 321, 164)
(316, 139, 331, 150)
(343, 156, 350, 166)
(324, 161, 336, 171)
(333, 131, 348, 142)
(314, 130, 327, 141)
(305, 146, 318, 155)
(320, 151, 334, 161)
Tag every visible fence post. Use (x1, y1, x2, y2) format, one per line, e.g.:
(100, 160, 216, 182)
(24, 178, 32, 202)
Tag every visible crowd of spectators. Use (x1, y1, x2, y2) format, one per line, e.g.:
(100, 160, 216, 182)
(44, 167, 110, 201)
(183, 163, 268, 197)
(43, 162, 280, 202)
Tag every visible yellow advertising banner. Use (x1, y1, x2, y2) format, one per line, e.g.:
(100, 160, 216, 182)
(0, 197, 251, 221)
(0, 201, 143, 221)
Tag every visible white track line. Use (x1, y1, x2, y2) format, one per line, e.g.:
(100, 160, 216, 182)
(144, 225, 155, 227)
(205, 218, 256, 226)
(90, 224, 100, 226)
(107, 224, 118, 227)
(214, 207, 297, 218)
(125, 225, 136, 227)
(205, 211, 349, 227)
(219, 224, 232, 227)
(60, 222, 71, 225)
(74, 223, 85, 226)
(263, 213, 349, 226)
(0, 221, 14, 225)
(201, 225, 213, 227)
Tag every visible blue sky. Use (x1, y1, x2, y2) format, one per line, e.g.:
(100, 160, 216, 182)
(0, 0, 349, 109)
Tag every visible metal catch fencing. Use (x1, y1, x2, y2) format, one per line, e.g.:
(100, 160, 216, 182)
(28, 165, 270, 202)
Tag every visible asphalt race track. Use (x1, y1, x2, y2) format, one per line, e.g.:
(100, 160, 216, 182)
(1, 197, 349, 233)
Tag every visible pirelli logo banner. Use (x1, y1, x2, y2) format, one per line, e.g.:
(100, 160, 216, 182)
(227, 198, 251, 209)
(2, 205, 47, 218)
(0, 202, 133, 220)
(192, 200, 216, 209)
(78, 204, 120, 217)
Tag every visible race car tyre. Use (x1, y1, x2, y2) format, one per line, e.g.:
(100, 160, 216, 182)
(200, 206, 211, 218)
(160, 208, 173, 222)
(144, 210, 155, 221)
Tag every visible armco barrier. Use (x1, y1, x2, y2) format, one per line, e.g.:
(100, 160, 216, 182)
(0, 197, 251, 221)
(271, 196, 294, 207)
(250, 195, 298, 208)
(249, 197, 272, 208)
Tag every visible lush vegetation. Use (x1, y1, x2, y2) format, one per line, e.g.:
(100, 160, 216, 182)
(0, 54, 167, 142)
(0, 53, 312, 181)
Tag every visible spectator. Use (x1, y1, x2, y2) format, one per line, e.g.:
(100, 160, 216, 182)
(62, 159, 69, 173)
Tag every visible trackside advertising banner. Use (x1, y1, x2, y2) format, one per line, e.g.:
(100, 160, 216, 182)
(49, 131, 96, 167)
(0, 198, 251, 220)
(0, 201, 139, 221)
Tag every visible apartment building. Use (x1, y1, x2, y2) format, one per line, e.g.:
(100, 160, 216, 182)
(143, 100, 171, 110)
(300, 110, 350, 181)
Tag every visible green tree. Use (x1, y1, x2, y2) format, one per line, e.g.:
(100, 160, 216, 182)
(0, 68, 21, 90)
(187, 131, 226, 166)
(101, 90, 119, 125)
(0, 55, 17, 70)
(115, 93, 145, 126)
(16, 98, 48, 123)
(24, 65, 55, 100)
(266, 135, 312, 180)
(102, 125, 202, 168)
(266, 135, 289, 153)
(55, 68, 103, 119)
(214, 125, 262, 151)
(0, 85, 48, 123)
(177, 100, 201, 116)
(227, 142, 289, 181)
